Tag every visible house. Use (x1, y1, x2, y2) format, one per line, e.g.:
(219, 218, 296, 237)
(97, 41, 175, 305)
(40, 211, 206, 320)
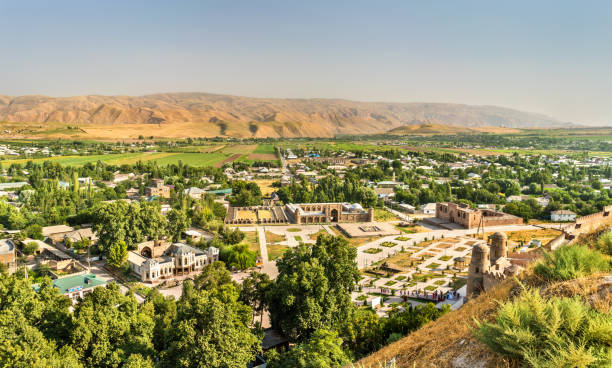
(550, 210, 576, 222)
(398, 203, 416, 214)
(183, 228, 213, 243)
(183, 187, 206, 200)
(128, 241, 219, 282)
(420, 203, 437, 215)
(77, 177, 92, 185)
(0, 239, 16, 271)
(63, 228, 97, 245)
(42, 225, 75, 243)
(51, 274, 106, 303)
(145, 179, 171, 199)
(374, 187, 394, 199)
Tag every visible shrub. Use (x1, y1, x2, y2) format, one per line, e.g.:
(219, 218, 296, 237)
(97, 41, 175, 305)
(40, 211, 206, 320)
(533, 245, 610, 281)
(595, 231, 612, 255)
(474, 288, 612, 367)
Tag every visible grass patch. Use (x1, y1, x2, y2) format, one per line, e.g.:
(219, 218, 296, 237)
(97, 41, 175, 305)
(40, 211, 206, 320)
(364, 248, 383, 254)
(374, 208, 400, 222)
(380, 241, 397, 248)
(266, 243, 289, 260)
(474, 288, 612, 367)
(424, 285, 437, 291)
(439, 255, 452, 261)
(286, 228, 301, 232)
(385, 280, 397, 286)
(395, 275, 407, 281)
(427, 263, 442, 269)
(534, 245, 610, 281)
(309, 230, 327, 241)
(242, 231, 260, 254)
(395, 236, 411, 241)
(434, 280, 447, 286)
(294, 235, 302, 242)
(265, 231, 286, 244)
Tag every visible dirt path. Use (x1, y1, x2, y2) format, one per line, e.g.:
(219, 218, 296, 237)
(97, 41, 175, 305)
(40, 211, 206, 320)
(213, 153, 242, 167)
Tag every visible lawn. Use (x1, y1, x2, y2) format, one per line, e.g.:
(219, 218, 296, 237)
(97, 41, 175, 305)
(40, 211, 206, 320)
(364, 248, 383, 254)
(266, 243, 289, 260)
(294, 235, 302, 242)
(242, 231, 260, 254)
(427, 262, 441, 269)
(374, 208, 401, 222)
(385, 280, 397, 286)
(309, 230, 327, 241)
(380, 241, 397, 248)
(265, 231, 286, 244)
(439, 256, 452, 261)
(286, 228, 302, 233)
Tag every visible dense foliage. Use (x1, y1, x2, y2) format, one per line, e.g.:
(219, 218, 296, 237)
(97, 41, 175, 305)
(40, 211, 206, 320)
(474, 288, 612, 367)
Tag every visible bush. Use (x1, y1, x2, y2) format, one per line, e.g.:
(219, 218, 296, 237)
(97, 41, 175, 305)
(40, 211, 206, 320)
(533, 245, 610, 281)
(474, 288, 612, 367)
(595, 231, 612, 255)
(22, 241, 39, 256)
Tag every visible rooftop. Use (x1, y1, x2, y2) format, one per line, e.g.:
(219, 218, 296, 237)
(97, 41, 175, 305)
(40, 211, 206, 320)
(52, 274, 106, 294)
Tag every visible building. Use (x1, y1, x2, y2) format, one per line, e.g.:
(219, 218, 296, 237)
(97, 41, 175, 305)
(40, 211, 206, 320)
(145, 179, 171, 199)
(466, 232, 522, 298)
(420, 203, 437, 215)
(52, 273, 106, 303)
(184, 187, 206, 200)
(225, 202, 374, 225)
(127, 240, 219, 282)
(435, 202, 523, 229)
(42, 225, 75, 243)
(0, 239, 16, 271)
(551, 210, 577, 222)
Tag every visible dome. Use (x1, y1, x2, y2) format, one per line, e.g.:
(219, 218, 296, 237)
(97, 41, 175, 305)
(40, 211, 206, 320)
(490, 232, 507, 239)
(350, 203, 363, 210)
(473, 243, 489, 254)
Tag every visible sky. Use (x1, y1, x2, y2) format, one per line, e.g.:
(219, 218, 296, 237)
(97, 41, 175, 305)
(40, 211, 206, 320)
(0, 1, 610, 124)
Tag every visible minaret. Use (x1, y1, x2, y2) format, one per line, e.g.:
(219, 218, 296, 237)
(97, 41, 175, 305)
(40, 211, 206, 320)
(467, 243, 490, 297)
(489, 232, 508, 264)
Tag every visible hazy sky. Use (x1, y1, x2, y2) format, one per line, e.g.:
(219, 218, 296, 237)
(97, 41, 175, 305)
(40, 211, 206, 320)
(1, 1, 610, 124)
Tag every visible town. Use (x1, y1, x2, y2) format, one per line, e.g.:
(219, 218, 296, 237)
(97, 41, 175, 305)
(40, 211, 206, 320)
(0, 135, 610, 367)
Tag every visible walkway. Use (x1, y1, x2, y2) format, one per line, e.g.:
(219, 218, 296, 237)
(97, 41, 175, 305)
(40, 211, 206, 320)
(257, 226, 279, 279)
(355, 223, 539, 269)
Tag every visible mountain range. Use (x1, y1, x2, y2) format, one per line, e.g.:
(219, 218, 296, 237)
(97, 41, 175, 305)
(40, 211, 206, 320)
(0, 92, 568, 138)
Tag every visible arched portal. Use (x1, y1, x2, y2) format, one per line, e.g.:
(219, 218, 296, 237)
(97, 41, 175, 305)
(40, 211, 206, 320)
(330, 209, 339, 222)
(141, 247, 152, 258)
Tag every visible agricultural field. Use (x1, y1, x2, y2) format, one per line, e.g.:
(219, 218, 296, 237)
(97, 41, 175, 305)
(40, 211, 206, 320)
(0, 143, 279, 168)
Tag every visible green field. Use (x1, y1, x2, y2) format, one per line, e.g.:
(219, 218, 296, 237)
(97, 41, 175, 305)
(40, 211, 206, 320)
(0, 143, 283, 167)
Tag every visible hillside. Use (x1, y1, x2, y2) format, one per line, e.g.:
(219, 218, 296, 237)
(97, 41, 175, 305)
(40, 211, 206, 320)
(0, 93, 566, 139)
(355, 228, 612, 368)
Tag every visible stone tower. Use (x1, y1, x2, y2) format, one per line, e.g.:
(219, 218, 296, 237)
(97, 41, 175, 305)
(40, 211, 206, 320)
(489, 232, 508, 264)
(467, 242, 490, 298)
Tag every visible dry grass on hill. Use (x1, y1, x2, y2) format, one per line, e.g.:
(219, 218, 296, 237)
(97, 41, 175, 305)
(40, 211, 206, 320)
(354, 276, 521, 368)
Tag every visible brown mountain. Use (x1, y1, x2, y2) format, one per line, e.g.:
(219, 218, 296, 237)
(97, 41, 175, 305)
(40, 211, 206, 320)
(0, 92, 565, 138)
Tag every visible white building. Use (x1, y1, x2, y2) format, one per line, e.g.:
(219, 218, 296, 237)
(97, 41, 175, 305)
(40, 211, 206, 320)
(550, 210, 576, 222)
(128, 241, 219, 282)
(420, 203, 437, 215)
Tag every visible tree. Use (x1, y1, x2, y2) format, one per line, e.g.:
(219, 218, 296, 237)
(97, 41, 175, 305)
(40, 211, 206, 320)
(22, 241, 39, 256)
(70, 284, 155, 367)
(270, 329, 349, 368)
(167, 209, 190, 242)
(107, 241, 128, 268)
(141, 201, 167, 240)
(239, 271, 271, 324)
(267, 234, 359, 341)
(92, 201, 129, 254)
(161, 282, 260, 368)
